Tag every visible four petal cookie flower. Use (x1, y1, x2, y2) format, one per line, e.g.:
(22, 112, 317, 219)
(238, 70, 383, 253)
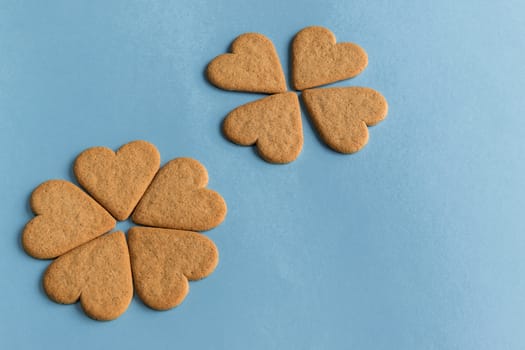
(207, 26, 389, 163)
(22, 141, 227, 320)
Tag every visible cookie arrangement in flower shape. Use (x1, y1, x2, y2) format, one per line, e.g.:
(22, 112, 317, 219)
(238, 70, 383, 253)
(207, 26, 389, 163)
(22, 141, 227, 320)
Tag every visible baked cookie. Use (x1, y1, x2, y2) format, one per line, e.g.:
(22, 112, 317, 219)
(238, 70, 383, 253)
(302, 87, 388, 153)
(128, 226, 218, 310)
(223, 92, 303, 163)
(74, 140, 160, 221)
(22, 180, 115, 259)
(132, 158, 227, 231)
(292, 26, 368, 90)
(43, 231, 133, 321)
(207, 33, 287, 94)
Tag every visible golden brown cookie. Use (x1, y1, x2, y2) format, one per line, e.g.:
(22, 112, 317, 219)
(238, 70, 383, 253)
(132, 158, 227, 231)
(302, 87, 388, 153)
(128, 226, 218, 310)
(292, 26, 368, 90)
(43, 231, 133, 321)
(74, 140, 160, 221)
(223, 92, 303, 163)
(207, 33, 287, 94)
(22, 180, 116, 259)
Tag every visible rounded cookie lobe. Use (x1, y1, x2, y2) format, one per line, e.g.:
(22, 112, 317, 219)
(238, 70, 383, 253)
(74, 140, 160, 221)
(223, 92, 303, 164)
(207, 32, 287, 94)
(132, 158, 227, 231)
(43, 231, 133, 321)
(22, 180, 116, 259)
(292, 26, 368, 90)
(302, 87, 388, 154)
(128, 226, 219, 311)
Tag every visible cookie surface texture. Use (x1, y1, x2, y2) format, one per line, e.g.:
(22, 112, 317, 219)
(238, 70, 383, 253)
(302, 87, 388, 153)
(74, 140, 160, 221)
(223, 92, 303, 163)
(22, 180, 116, 259)
(43, 231, 133, 321)
(292, 26, 368, 90)
(132, 158, 227, 231)
(128, 226, 218, 310)
(207, 33, 287, 94)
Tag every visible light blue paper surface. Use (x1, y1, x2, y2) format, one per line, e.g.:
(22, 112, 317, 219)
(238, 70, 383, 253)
(1, 1, 524, 349)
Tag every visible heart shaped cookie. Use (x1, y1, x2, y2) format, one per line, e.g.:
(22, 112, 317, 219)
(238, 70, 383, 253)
(22, 180, 116, 259)
(74, 140, 160, 221)
(128, 226, 218, 310)
(43, 231, 133, 320)
(207, 33, 287, 94)
(302, 87, 388, 153)
(132, 158, 227, 231)
(223, 92, 303, 163)
(292, 26, 368, 90)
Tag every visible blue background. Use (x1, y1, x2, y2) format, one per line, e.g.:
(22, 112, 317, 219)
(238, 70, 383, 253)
(1, 0, 524, 349)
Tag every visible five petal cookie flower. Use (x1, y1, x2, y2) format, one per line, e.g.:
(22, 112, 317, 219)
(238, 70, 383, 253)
(207, 26, 389, 163)
(22, 141, 227, 320)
